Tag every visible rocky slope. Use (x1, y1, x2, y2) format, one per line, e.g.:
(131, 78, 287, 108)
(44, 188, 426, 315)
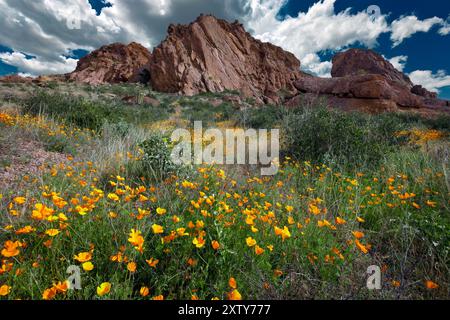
(67, 42, 152, 85)
(149, 14, 301, 104)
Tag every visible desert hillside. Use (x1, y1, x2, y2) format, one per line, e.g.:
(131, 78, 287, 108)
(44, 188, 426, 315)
(0, 14, 448, 301)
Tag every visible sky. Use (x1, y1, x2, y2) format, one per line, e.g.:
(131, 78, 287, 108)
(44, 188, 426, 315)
(0, 0, 449, 98)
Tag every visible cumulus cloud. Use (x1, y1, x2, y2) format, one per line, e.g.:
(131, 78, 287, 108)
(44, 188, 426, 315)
(388, 55, 408, 72)
(408, 70, 450, 93)
(301, 53, 332, 77)
(390, 15, 444, 47)
(438, 16, 450, 35)
(244, 0, 390, 76)
(0, 51, 77, 75)
(0, 0, 249, 75)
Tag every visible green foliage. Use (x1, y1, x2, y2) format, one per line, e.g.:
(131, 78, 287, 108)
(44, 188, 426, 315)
(126, 133, 182, 182)
(180, 99, 235, 125)
(23, 91, 170, 131)
(278, 106, 407, 169)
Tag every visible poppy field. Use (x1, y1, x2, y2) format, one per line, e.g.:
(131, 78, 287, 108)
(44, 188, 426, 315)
(0, 83, 449, 300)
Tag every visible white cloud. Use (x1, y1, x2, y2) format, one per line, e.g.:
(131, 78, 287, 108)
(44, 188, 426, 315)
(438, 17, 450, 35)
(408, 70, 450, 93)
(301, 53, 332, 77)
(244, 0, 390, 76)
(0, 51, 77, 75)
(388, 55, 408, 72)
(0, 0, 249, 75)
(390, 15, 444, 47)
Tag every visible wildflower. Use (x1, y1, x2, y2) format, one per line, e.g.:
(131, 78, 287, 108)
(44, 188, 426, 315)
(228, 289, 242, 300)
(74, 252, 92, 263)
(255, 245, 265, 255)
(13, 197, 26, 205)
(128, 229, 145, 253)
(138, 195, 148, 202)
(152, 224, 164, 234)
(45, 229, 60, 237)
(15, 225, 35, 235)
(107, 193, 120, 202)
(356, 216, 365, 223)
(156, 207, 167, 215)
(127, 262, 137, 273)
(32, 203, 54, 220)
(54, 281, 68, 293)
(246, 237, 257, 247)
(42, 287, 57, 300)
(193, 236, 206, 248)
(412, 202, 421, 209)
(352, 231, 364, 239)
(211, 240, 220, 250)
(146, 258, 159, 268)
(140, 287, 150, 297)
(355, 239, 369, 254)
(335, 217, 346, 225)
(274, 226, 291, 240)
(285, 205, 294, 213)
(229, 277, 237, 289)
(82, 262, 94, 271)
(287, 216, 295, 225)
(425, 281, 439, 289)
(0, 285, 11, 296)
(392, 280, 401, 288)
(176, 228, 189, 236)
(97, 282, 111, 296)
(1, 240, 22, 258)
(152, 295, 164, 300)
(426, 200, 437, 208)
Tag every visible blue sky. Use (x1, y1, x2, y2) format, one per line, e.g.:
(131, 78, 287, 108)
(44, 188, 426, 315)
(0, 0, 449, 98)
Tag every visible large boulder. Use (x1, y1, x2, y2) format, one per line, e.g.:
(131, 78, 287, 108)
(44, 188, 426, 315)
(67, 42, 152, 85)
(149, 14, 301, 104)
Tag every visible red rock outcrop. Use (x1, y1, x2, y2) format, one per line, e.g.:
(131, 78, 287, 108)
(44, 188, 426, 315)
(149, 14, 301, 104)
(289, 49, 449, 115)
(67, 42, 152, 85)
(0, 74, 33, 84)
(331, 49, 413, 88)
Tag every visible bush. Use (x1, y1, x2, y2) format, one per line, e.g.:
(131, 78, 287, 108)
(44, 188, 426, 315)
(280, 106, 406, 169)
(23, 92, 170, 131)
(126, 133, 182, 182)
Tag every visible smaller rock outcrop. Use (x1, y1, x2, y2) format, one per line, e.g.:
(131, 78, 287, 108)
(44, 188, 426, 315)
(0, 74, 33, 84)
(67, 42, 152, 85)
(331, 49, 413, 88)
(289, 49, 449, 115)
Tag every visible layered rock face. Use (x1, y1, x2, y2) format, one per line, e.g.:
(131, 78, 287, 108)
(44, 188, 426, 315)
(290, 49, 449, 115)
(67, 42, 152, 85)
(149, 15, 301, 104)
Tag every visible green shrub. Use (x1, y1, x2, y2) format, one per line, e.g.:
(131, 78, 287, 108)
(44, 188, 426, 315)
(126, 133, 182, 182)
(23, 91, 170, 131)
(280, 106, 406, 169)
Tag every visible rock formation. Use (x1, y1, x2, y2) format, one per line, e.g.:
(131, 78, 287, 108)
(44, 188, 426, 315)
(67, 42, 152, 85)
(149, 14, 301, 104)
(289, 49, 449, 115)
